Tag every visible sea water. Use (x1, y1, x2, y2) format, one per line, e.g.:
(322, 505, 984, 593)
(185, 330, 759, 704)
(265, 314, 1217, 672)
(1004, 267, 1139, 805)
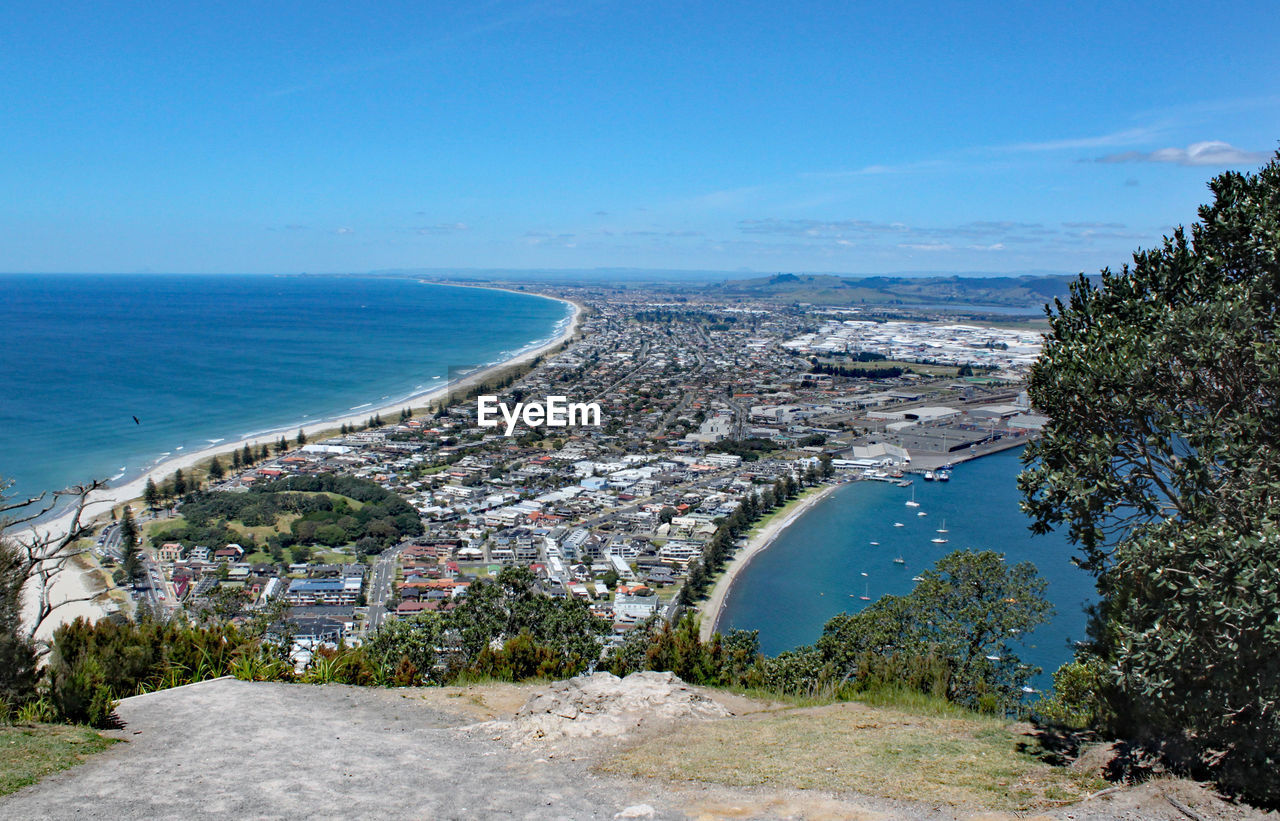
(0, 274, 569, 503)
(717, 447, 1096, 690)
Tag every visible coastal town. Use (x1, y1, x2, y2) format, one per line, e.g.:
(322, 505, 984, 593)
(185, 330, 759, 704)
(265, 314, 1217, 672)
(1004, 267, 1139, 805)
(84, 288, 1048, 660)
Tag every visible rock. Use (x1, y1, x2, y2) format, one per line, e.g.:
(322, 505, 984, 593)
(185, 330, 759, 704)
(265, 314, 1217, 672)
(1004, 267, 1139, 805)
(483, 671, 731, 747)
(614, 804, 656, 818)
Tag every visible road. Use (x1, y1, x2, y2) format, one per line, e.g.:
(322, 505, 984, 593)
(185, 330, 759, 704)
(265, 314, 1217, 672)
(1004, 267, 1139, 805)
(364, 542, 408, 632)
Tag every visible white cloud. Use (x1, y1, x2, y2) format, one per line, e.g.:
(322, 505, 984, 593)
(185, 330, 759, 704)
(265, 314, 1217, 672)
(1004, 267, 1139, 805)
(1005, 127, 1157, 153)
(1096, 141, 1268, 166)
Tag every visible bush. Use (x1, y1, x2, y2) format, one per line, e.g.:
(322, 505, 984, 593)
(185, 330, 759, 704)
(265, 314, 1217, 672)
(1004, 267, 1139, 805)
(1033, 657, 1113, 730)
(50, 655, 116, 728)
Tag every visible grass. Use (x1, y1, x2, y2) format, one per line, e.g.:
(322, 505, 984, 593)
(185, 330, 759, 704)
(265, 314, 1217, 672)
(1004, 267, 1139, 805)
(599, 694, 1106, 812)
(0, 724, 118, 797)
(745, 485, 827, 538)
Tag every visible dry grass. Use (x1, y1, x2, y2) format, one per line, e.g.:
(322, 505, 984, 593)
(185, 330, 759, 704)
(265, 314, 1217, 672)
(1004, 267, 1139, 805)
(600, 699, 1106, 812)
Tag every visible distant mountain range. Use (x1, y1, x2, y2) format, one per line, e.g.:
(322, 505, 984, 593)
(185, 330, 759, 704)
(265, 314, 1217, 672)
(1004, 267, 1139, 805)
(699, 272, 1085, 309)
(372, 267, 1089, 310)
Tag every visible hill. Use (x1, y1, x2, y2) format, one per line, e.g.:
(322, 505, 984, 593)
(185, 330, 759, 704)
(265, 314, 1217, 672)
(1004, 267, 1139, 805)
(1, 674, 1259, 820)
(701, 273, 1082, 309)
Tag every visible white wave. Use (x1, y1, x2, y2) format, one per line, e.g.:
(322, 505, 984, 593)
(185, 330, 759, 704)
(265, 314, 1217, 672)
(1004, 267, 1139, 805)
(349, 403, 373, 410)
(207, 438, 224, 444)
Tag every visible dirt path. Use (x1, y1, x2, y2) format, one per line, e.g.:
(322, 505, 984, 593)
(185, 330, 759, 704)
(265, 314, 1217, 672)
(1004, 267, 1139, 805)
(0, 678, 959, 820)
(1, 677, 1256, 820)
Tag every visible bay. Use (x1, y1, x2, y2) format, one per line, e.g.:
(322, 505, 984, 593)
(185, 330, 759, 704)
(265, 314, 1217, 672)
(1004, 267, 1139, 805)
(717, 447, 1096, 690)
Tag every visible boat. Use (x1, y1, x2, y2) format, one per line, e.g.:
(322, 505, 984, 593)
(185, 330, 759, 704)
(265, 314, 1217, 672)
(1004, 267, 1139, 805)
(911, 575, 924, 582)
(923, 470, 935, 481)
(858, 576, 871, 601)
(869, 541, 879, 546)
(905, 486, 919, 507)
(917, 511, 927, 517)
(936, 467, 951, 482)
(893, 522, 904, 527)
(936, 519, 948, 534)
(893, 556, 905, 565)
(931, 536, 948, 544)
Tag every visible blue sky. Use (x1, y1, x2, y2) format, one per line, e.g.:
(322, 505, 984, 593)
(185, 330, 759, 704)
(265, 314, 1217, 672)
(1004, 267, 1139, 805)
(2, 1, 1277, 277)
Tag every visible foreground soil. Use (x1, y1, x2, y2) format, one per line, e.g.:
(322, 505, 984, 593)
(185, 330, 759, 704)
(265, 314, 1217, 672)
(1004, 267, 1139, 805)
(0, 677, 1266, 820)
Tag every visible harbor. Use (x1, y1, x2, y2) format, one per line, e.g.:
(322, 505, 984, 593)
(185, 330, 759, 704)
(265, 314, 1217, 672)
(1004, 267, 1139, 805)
(715, 446, 1095, 691)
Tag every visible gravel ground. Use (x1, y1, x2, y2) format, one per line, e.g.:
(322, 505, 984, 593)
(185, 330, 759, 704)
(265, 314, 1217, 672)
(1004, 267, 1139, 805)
(0, 677, 1263, 821)
(0, 678, 952, 820)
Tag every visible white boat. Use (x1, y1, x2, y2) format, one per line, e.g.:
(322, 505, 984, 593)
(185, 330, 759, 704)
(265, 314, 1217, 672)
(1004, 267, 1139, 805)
(869, 541, 879, 546)
(893, 522, 904, 527)
(917, 511, 927, 517)
(931, 537, 948, 544)
(893, 556, 905, 565)
(936, 519, 948, 534)
(911, 575, 924, 582)
(858, 577, 871, 601)
(936, 468, 951, 482)
(923, 470, 935, 481)
(905, 486, 919, 507)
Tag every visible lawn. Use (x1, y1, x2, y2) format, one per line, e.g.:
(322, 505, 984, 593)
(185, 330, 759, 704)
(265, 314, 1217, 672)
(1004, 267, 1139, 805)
(601, 696, 1105, 812)
(0, 724, 118, 797)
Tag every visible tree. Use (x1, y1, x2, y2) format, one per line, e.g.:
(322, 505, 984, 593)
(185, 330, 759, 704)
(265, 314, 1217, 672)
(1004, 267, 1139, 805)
(0, 476, 109, 655)
(297, 428, 307, 446)
(231, 449, 242, 470)
(242, 443, 254, 466)
(172, 469, 187, 498)
(208, 456, 225, 480)
(817, 550, 1050, 710)
(1019, 152, 1280, 802)
(1, 525, 40, 706)
(143, 478, 160, 511)
(119, 505, 142, 581)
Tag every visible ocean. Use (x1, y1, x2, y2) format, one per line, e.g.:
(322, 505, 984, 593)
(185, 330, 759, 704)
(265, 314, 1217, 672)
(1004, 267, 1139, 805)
(716, 447, 1096, 690)
(0, 274, 570, 504)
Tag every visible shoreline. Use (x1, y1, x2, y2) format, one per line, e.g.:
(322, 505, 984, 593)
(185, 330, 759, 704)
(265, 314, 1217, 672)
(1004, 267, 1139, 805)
(18, 286, 582, 631)
(699, 483, 843, 641)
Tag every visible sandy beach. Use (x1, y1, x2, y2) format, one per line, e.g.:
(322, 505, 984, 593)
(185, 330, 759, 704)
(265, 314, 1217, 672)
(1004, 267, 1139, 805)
(699, 483, 842, 642)
(18, 286, 582, 633)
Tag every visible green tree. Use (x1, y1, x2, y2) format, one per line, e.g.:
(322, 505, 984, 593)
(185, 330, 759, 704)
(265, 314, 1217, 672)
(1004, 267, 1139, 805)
(0, 532, 40, 707)
(296, 428, 307, 446)
(1019, 152, 1280, 803)
(172, 469, 187, 498)
(119, 506, 141, 581)
(208, 456, 225, 480)
(816, 550, 1050, 710)
(143, 477, 160, 511)
(448, 567, 609, 673)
